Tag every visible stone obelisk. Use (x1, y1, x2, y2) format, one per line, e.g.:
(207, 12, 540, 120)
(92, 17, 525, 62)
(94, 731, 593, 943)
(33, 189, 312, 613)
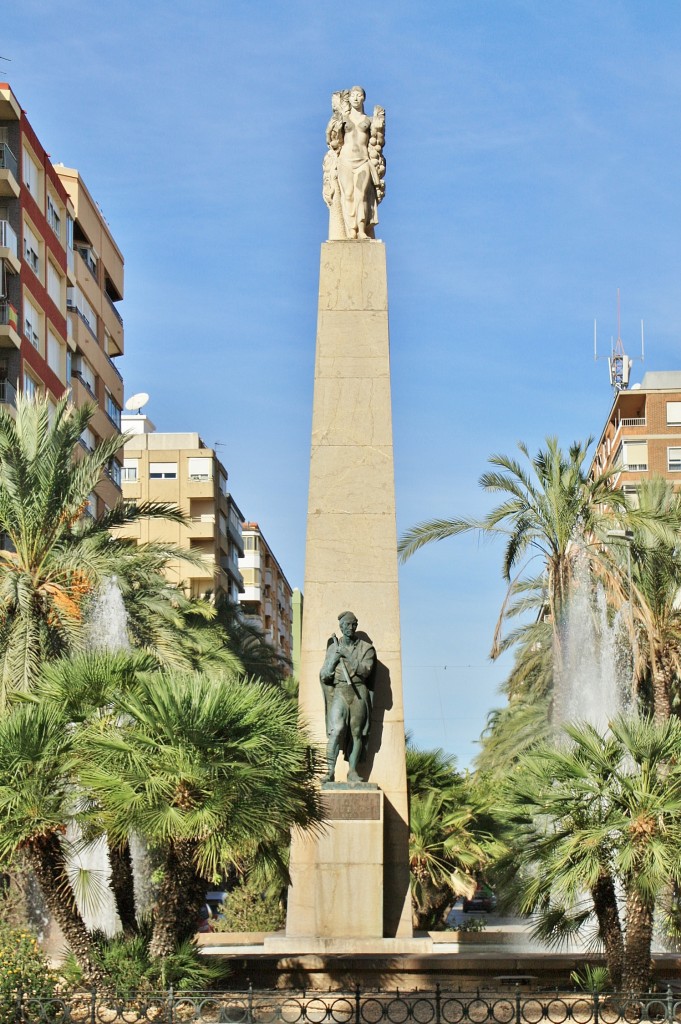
(285, 87, 412, 941)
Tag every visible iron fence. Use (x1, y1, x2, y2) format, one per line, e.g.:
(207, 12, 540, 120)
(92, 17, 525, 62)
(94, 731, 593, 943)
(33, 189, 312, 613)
(5, 987, 681, 1024)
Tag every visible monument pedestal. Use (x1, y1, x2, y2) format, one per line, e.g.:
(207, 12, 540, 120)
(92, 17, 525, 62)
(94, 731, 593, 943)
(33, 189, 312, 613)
(286, 785, 383, 939)
(286, 240, 411, 940)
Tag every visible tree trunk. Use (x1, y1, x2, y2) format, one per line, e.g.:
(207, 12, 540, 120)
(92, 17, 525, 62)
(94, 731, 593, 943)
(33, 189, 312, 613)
(652, 656, 671, 722)
(26, 832, 108, 989)
(108, 838, 138, 935)
(623, 889, 654, 993)
(149, 839, 206, 960)
(591, 871, 624, 989)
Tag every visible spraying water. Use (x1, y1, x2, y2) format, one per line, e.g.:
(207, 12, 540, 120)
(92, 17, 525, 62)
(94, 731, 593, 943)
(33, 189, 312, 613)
(556, 549, 632, 730)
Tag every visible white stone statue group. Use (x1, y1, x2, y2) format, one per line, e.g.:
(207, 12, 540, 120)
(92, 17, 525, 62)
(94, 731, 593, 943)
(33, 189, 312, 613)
(323, 86, 385, 241)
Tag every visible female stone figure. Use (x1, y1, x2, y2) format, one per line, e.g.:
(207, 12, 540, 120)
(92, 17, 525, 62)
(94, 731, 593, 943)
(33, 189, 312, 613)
(323, 87, 385, 240)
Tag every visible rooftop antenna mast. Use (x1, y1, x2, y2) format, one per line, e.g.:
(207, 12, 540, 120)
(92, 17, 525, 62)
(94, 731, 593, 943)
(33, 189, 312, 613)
(594, 288, 645, 395)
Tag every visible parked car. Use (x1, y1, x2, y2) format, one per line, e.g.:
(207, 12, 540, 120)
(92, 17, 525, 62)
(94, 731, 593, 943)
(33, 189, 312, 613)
(462, 886, 497, 913)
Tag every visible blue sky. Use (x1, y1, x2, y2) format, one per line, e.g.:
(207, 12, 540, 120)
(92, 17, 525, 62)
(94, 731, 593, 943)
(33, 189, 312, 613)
(6, 0, 681, 766)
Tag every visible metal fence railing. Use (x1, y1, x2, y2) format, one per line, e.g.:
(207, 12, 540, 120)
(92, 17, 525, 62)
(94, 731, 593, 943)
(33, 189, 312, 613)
(5, 987, 681, 1024)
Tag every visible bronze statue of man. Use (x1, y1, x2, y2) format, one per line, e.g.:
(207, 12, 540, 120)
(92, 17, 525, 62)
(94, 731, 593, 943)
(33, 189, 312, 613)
(320, 611, 376, 783)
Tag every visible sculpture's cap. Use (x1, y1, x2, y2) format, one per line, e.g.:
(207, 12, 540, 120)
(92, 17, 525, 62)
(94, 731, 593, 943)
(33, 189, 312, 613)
(338, 610, 358, 625)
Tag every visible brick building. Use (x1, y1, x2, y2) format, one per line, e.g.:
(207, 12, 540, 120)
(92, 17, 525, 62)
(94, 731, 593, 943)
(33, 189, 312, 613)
(591, 371, 681, 497)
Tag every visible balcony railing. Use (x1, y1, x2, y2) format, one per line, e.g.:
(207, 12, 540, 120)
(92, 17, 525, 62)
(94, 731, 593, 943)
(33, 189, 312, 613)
(619, 416, 646, 427)
(0, 142, 18, 180)
(106, 291, 123, 326)
(0, 301, 18, 330)
(0, 379, 17, 407)
(0, 219, 18, 257)
(76, 245, 97, 276)
(104, 351, 123, 382)
(73, 370, 96, 400)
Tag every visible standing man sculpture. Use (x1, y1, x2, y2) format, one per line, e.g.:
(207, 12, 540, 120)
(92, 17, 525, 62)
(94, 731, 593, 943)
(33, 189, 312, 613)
(323, 86, 385, 240)
(320, 611, 376, 783)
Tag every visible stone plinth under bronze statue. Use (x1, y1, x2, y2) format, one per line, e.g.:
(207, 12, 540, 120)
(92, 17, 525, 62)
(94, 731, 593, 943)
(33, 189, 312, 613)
(284, 88, 412, 944)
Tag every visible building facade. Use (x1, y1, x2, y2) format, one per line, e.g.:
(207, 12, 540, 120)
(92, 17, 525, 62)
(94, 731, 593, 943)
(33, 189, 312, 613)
(239, 523, 293, 665)
(120, 414, 245, 602)
(55, 166, 125, 515)
(591, 371, 681, 497)
(0, 83, 124, 516)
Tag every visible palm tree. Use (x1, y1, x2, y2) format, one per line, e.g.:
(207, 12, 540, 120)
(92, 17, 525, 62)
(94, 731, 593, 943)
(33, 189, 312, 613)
(406, 743, 498, 930)
(79, 668, 323, 959)
(399, 438, 656, 724)
(0, 700, 107, 987)
(503, 715, 681, 991)
(613, 478, 681, 721)
(0, 393, 183, 699)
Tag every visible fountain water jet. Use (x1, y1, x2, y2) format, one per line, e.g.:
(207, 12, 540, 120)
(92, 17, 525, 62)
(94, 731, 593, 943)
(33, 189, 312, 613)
(556, 549, 632, 730)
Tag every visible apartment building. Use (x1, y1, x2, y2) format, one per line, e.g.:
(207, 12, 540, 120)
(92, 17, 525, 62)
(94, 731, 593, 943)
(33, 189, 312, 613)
(591, 371, 681, 497)
(55, 166, 125, 514)
(239, 523, 294, 665)
(120, 413, 245, 602)
(0, 83, 124, 515)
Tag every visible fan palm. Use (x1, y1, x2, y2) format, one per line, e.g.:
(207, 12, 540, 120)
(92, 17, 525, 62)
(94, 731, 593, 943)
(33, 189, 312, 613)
(406, 743, 498, 929)
(503, 715, 681, 991)
(0, 700, 107, 987)
(79, 668, 323, 958)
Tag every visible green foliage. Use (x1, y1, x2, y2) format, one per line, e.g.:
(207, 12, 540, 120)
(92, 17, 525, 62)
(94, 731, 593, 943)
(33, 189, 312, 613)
(0, 925, 58, 1017)
(60, 927, 229, 995)
(449, 915, 487, 933)
(214, 882, 285, 933)
(570, 964, 611, 992)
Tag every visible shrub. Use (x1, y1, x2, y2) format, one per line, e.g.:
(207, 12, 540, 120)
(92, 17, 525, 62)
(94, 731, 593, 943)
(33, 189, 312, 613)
(213, 882, 285, 933)
(60, 926, 229, 995)
(0, 925, 58, 1023)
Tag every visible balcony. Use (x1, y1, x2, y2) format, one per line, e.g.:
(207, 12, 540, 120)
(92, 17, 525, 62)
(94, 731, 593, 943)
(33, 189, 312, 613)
(104, 351, 123, 383)
(0, 301, 20, 349)
(619, 417, 646, 428)
(76, 245, 97, 278)
(0, 379, 17, 408)
(188, 514, 216, 539)
(0, 143, 19, 198)
(105, 291, 123, 327)
(0, 220, 19, 274)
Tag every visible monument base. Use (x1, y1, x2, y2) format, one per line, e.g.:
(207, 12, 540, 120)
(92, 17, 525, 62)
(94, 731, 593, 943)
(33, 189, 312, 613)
(286, 786, 383, 938)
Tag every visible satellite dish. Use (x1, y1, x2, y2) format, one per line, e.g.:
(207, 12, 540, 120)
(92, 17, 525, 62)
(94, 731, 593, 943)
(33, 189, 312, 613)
(125, 392, 149, 413)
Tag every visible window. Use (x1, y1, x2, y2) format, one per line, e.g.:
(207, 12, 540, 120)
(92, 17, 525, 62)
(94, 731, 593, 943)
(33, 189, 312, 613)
(46, 195, 61, 239)
(615, 440, 648, 471)
(149, 462, 177, 479)
(667, 402, 681, 426)
(22, 147, 39, 201)
(219, 512, 228, 535)
(244, 535, 259, 551)
(105, 390, 121, 428)
(218, 472, 228, 496)
(188, 456, 212, 481)
(80, 426, 95, 452)
(47, 329, 63, 379)
(123, 458, 138, 482)
(623, 484, 640, 509)
(23, 221, 40, 276)
(108, 459, 122, 487)
(668, 448, 681, 472)
(67, 286, 97, 337)
(85, 492, 97, 518)
(47, 261, 63, 308)
(66, 348, 72, 383)
(23, 371, 38, 399)
(23, 295, 41, 350)
(75, 357, 96, 395)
